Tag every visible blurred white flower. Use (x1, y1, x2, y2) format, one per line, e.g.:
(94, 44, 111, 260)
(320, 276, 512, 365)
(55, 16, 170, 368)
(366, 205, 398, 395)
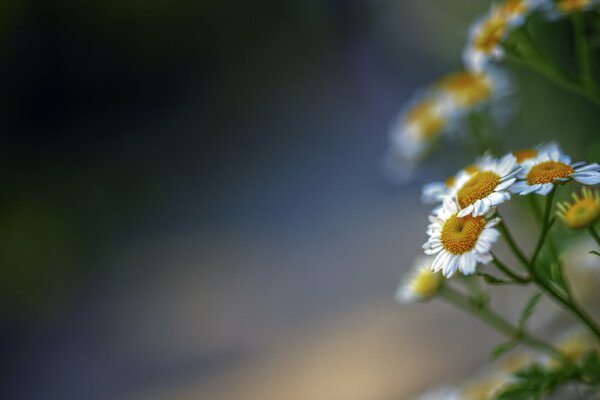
(395, 256, 443, 304)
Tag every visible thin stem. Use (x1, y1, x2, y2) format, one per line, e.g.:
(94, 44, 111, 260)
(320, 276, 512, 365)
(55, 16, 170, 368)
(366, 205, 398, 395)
(505, 28, 600, 108)
(528, 189, 600, 340)
(497, 214, 530, 269)
(531, 189, 556, 266)
(527, 195, 572, 299)
(528, 195, 543, 223)
(492, 253, 531, 283)
(440, 286, 568, 363)
(588, 225, 600, 248)
(573, 12, 596, 90)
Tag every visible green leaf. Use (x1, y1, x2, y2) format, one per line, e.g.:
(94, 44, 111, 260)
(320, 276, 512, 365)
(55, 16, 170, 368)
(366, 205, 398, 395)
(581, 351, 600, 383)
(495, 364, 579, 400)
(519, 292, 543, 329)
(590, 250, 600, 257)
(490, 340, 517, 361)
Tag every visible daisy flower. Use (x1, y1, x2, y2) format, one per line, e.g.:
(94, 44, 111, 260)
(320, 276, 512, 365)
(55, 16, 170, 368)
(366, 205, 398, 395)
(435, 69, 510, 111)
(450, 153, 521, 217)
(512, 142, 560, 165)
(463, 7, 510, 72)
(557, 187, 600, 229)
(384, 91, 452, 182)
(421, 164, 481, 204)
(497, 0, 549, 26)
(551, 0, 600, 16)
(511, 146, 600, 195)
(395, 256, 443, 304)
(463, 1, 548, 71)
(424, 198, 501, 278)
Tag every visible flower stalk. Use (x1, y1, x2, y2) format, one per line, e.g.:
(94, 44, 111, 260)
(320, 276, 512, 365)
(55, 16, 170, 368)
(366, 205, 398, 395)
(440, 286, 568, 364)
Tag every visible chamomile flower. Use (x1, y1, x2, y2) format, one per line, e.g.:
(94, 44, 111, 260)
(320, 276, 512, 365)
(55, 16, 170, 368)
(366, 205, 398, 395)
(421, 164, 481, 204)
(450, 153, 521, 217)
(557, 187, 600, 229)
(497, 0, 549, 26)
(395, 256, 443, 304)
(435, 69, 514, 125)
(424, 198, 501, 278)
(384, 91, 452, 182)
(550, 0, 600, 16)
(464, 1, 548, 71)
(463, 7, 510, 72)
(511, 146, 600, 195)
(512, 142, 561, 165)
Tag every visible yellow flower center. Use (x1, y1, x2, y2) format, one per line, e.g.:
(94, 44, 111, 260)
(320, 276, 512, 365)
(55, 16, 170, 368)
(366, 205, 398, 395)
(526, 161, 574, 185)
(498, 0, 528, 17)
(556, 0, 591, 12)
(405, 99, 445, 139)
(445, 175, 456, 188)
(563, 199, 600, 229)
(457, 171, 501, 208)
(464, 164, 480, 175)
(473, 15, 508, 54)
(411, 268, 441, 298)
(437, 72, 492, 107)
(513, 148, 538, 163)
(441, 214, 486, 254)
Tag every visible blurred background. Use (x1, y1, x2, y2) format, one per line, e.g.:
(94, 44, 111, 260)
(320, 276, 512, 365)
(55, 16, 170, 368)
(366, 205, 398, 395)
(2, 1, 600, 399)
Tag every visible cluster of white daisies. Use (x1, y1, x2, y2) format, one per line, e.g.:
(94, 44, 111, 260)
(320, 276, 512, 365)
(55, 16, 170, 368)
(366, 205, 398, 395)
(396, 143, 600, 305)
(384, 0, 600, 181)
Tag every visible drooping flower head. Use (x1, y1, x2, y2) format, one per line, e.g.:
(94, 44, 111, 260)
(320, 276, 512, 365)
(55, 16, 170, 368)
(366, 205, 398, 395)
(424, 198, 501, 277)
(557, 187, 600, 229)
(450, 153, 521, 217)
(511, 146, 600, 195)
(395, 256, 444, 304)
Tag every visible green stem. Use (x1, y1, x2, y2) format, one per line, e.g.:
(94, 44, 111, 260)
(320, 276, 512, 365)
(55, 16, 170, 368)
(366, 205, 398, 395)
(440, 286, 568, 363)
(531, 189, 557, 266)
(529, 189, 600, 340)
(528, 194, 572, 299)
(528, 195, 543, 223)
(589, 225, 600, 248)
(492, 253, 531, 283)
(497, 213, 531, 269)
(573, 12, 596, 90)
(505, 28, 600, 109)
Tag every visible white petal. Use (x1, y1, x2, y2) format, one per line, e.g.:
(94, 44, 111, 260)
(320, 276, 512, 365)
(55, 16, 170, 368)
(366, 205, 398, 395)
(460, 252, 477, 275)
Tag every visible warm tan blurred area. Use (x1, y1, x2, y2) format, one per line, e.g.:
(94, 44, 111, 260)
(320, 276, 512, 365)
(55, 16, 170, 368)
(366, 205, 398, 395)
(3, 1, 600, 399)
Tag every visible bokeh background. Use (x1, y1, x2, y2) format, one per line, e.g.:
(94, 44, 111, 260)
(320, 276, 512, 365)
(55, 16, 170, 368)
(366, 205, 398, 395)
(2, 1, 600, 399)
